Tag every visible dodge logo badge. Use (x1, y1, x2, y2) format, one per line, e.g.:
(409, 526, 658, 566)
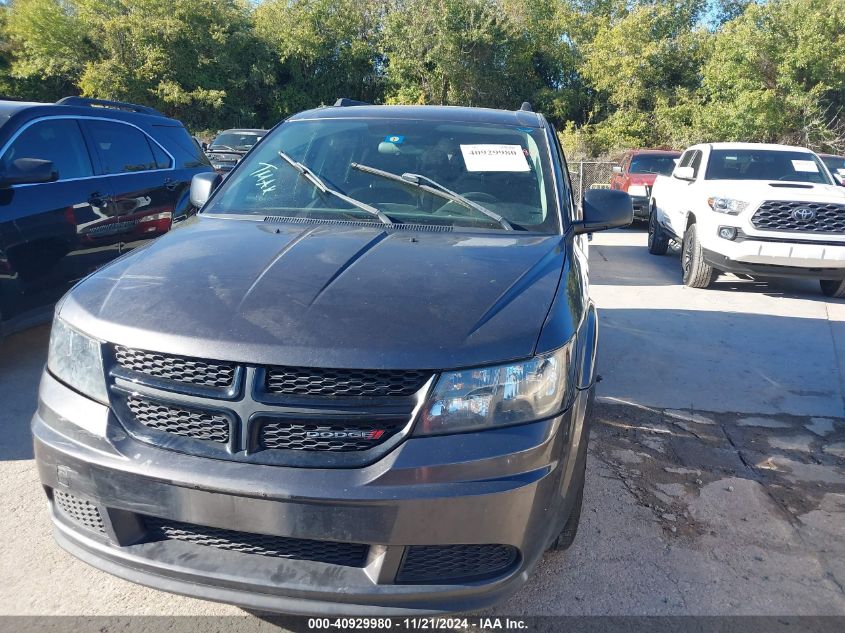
(791, 207, 816, 222)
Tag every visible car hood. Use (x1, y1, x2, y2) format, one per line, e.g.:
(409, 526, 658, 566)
(61, 217, 566, 370)
(704, 180, 845, 203)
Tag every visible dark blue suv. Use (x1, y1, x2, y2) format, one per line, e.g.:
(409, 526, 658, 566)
(0, 97, 212, 335)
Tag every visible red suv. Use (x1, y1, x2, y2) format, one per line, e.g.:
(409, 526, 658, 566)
(610, 149, 681, 220)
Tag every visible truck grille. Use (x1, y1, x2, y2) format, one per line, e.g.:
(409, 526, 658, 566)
(127, 396, 230, 443)
(397, 545, 519, 584)
(114, 346, 236, 388)
(265, 366, 430, 398)
(257, 418, 405, 452)
(751, 200, 845, 233)
(144, 516, 368, 567)
(54, 490, 105, 534)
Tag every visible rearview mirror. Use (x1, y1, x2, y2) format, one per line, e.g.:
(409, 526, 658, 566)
(0, 158, 57, 188)
(673, 166, 695, 181)
(190, 172, 223, 208)
(612, 165, 623, 174)
(573, 189, 633, 235)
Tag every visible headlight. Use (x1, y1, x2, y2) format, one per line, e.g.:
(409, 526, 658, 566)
(707, 197, 749, 215)
(415, 341, 575, 436)
(47, 317, 108, 403)
(628, 185, 649, 197)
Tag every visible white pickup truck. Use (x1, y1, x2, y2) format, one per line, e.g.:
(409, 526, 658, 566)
(648, 142, 845, 296)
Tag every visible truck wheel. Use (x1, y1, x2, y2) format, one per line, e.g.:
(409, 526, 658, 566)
(681, 223, 715, 288)
(820, 280, 845, 298)
(547, 482, 584, 551)
(647, 204, 669, 255)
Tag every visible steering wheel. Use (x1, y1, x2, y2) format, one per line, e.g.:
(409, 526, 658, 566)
(345, 185, 416, 205)
(461, 191, 498, 203)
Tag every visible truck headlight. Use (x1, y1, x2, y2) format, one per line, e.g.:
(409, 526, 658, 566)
(707, 197, 748, 215)
(47, 317, 108, 404)
(416, 341, 575, 436)
(628, 185, 649, 197)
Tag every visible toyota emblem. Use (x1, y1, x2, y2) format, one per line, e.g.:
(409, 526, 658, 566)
(791, 207, 817, 222)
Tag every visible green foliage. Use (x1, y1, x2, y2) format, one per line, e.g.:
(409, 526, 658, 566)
(0, 0, 842, 155)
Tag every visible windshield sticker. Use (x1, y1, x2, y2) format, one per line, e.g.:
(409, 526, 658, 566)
(792, 160, 819, 173)
(251, 162, 278, 195)
(460, 144, 530, 172)
(384, 135, 405, 145)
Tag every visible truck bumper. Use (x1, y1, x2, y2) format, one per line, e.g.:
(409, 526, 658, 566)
(630, 195, 650, 220)
(703, 237, 845, 279)
(33, 372, 593, 615)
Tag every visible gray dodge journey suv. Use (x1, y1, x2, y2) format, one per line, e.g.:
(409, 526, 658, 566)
(33, 103, 631, 614)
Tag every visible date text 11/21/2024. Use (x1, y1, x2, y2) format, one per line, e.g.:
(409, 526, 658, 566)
(306, 618, 528, 629)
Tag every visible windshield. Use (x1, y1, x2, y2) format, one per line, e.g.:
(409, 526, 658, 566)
(211, 132, 263, 151)
(705, 149, 833, 184)
(629, 154, 679, 175)
(821, 155, 845, 173)
(203, 118, 561, 233)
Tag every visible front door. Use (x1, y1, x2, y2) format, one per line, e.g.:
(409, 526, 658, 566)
(0, 117, 115, 323)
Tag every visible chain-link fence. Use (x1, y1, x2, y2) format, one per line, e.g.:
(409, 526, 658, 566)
(567, 161, 618, 201)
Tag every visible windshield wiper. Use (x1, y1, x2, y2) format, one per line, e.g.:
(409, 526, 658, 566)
(350, 162, 513, 231)
(210, 144, 236, 151)
(278, 151, 392, 226)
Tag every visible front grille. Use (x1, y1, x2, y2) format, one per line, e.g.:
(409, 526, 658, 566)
(54, 490, 105, 534)
(752, 200, 845, 233)
(265, 366, 431, 398)
(127, 396, 229, 443)
(397, 545, 519, 584)
(114, 346, 236, 388)
(258, 419, 404, 452)
(144, 516, 368, 567)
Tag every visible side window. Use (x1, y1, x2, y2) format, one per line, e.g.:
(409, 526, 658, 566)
(147, 138, 172, 169)
(678, 150, 694, 168)
(1, 119, 93, 181)
(84, 120, 157, 174)
(689, 150, 703, 178)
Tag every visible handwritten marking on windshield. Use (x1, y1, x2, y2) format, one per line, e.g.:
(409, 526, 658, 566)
(251, 162, 278, 194)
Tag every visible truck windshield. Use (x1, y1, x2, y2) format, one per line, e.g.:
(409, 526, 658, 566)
(211, 132, 262, 151)
(203, 118, 561, 233)
(629, 154, 678, 175)
(705, 149, 833, 184)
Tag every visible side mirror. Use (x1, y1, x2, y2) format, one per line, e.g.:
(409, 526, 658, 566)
(190, 172, 223, 208)
(573, 189, 633, 235)
(673, 166, 695, 181)
(201, 142, 208, 152)
(612, 165, 623, 175)
(0, 158, 57, 188)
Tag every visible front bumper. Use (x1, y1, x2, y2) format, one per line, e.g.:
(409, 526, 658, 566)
(701, 233, 845, 279)
(629, 195, 650, 219)
(33, 372, 592, 615)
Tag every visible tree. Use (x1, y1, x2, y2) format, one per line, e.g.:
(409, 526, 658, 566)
(697, 0, 845, 151)
(255, 0, 384, 118)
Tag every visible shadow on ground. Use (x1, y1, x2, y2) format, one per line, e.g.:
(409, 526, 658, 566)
(0, 325, 49, 460)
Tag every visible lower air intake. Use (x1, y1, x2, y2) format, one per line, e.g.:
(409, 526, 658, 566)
(143, 517, 369, 567)
(397, 544, 519, 584)
(54, 490, 106, 534)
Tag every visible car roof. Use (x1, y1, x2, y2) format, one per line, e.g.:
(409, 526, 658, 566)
(704, 142, 816, 153)
(217, 129, 267, 135)
(626, 149, 681, 156)
(0, 98, 181, 127)
(0, 100, 51, 117)
(288, 104, 546, 129)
